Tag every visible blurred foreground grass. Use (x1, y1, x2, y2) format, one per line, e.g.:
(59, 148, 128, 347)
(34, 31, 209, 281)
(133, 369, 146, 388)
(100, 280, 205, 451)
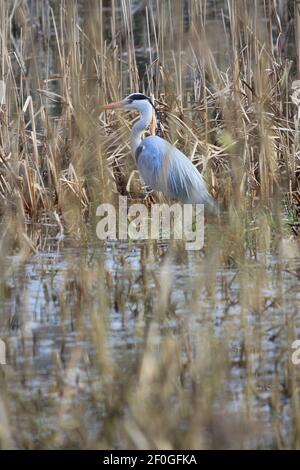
(0, 0, 300, 449)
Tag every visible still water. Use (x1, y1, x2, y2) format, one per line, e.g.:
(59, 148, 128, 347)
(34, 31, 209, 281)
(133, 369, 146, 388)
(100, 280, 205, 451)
(1, 236, 300, 448)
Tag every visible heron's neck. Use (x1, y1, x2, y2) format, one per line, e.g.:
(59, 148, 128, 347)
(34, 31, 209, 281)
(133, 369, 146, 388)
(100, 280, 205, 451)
(131, 105, 153, 159)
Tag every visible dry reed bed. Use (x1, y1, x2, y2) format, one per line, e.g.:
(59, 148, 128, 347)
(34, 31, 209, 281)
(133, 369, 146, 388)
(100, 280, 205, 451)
(0, 0, 299, 244)
(0, 0, 300, 450)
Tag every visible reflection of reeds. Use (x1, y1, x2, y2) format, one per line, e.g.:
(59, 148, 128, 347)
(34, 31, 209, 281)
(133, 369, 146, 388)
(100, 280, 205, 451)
(0, 0, 299, 450)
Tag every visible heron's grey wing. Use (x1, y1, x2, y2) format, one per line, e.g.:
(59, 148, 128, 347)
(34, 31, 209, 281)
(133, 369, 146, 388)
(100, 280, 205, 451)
(136, 135, 192, 195)
(136, 136, 219, 212)
(164, 146, 212, 204)
(135, 136, 165, 189)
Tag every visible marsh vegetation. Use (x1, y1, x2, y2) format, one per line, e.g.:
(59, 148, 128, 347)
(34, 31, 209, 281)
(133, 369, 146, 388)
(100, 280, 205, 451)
(0, 0, 300, 449)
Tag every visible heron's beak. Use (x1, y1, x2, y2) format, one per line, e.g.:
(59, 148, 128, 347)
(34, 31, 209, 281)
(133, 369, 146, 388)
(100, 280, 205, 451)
(101, 100, 124, 110)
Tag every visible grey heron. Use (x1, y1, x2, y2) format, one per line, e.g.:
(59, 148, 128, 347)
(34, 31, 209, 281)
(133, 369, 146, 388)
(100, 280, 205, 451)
(102, 93, 220, 214)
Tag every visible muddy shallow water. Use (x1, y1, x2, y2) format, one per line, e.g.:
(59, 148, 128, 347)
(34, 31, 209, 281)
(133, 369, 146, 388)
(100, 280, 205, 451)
(1, 237, 300, 448)
(1, 0, 299, 450)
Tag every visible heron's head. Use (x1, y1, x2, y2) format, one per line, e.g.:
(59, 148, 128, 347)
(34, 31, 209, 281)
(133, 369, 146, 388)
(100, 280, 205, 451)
(101, 93, 156, 113)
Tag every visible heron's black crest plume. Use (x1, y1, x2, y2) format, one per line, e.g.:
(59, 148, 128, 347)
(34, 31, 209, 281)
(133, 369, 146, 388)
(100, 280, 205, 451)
(128, 93, 155, 109)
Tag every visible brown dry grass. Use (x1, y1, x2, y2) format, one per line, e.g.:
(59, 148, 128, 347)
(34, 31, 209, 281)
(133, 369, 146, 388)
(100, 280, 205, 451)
(0, 0, 300, 450)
